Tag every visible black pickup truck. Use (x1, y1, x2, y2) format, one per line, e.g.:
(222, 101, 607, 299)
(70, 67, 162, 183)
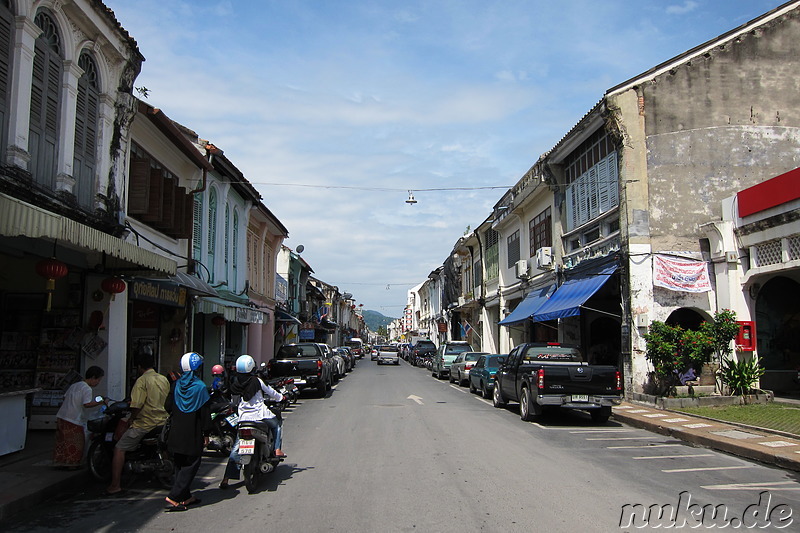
(268, 343, 333, 397)
(492, 342, 622, 423)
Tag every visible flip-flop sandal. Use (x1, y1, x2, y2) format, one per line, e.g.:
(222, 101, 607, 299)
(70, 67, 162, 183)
(165, 498, 188, 512)
(181, 497, 201, 506)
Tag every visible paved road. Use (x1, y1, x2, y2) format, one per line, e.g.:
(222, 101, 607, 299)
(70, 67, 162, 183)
(6, 359, 800, 532)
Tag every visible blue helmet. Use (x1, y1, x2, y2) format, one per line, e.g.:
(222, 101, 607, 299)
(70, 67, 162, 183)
(180, 352, 203, 372)
(236, 354, 256, 374)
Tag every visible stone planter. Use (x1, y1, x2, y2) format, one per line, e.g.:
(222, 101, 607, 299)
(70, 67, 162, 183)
(631, 390, 774, 409)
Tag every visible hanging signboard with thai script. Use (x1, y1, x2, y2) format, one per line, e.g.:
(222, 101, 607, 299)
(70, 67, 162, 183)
(653, 255, 711, 293)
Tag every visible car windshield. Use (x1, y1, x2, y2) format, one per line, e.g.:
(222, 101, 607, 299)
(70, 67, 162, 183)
(445, 345, 472, 355)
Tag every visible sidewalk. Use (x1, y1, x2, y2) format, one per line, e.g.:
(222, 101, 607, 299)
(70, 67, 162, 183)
(612, 399, 800, 472)
(0, 429, 92, 524)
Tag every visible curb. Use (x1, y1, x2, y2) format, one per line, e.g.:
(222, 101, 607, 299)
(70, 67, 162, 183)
(0, 470, 89, 525)
(612, 409, 800, 473)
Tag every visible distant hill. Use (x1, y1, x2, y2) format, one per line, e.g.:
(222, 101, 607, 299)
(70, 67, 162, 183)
(362, 310, 396, 332)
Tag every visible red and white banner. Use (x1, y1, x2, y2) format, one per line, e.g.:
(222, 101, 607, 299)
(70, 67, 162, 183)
(653, 255, 711, 293)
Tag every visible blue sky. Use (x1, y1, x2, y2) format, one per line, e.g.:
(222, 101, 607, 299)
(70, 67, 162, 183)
(103, 0, 785, 316)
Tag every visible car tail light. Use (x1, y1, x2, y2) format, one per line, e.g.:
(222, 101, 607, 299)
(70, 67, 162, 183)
(537, 368, 545, 389)
(615, 371, 622, 391)
(239, 428, 253, 438)
(286, 378, 294, 385)
(465, 363, 474, 370)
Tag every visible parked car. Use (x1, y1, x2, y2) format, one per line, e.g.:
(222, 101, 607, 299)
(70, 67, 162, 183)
(324, 344, 346, 380)
(376, 345, 400, 365)
(411, 339, 437, 367)
(493, 342, 623, 423)
(449, 351, 488, 386)
(468, 354, 507, 398)
(431, 341, 474, 379)
(370, 345, 379, 361)
(345, 338, 365, 359)
(335, 347, 355, 372)
(269, 343, 334, 397)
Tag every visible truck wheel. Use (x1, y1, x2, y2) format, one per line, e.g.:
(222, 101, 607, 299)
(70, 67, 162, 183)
(591, 407, 612, 424)
(492, 384, 506, 408)
(317, 379, 327, 397)
(520, 387, 541, 422)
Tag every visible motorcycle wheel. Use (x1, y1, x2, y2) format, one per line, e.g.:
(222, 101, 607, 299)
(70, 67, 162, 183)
(156, 458, 175, 489)
(243, 458, 259, 494)
(87, 440, 112, 481)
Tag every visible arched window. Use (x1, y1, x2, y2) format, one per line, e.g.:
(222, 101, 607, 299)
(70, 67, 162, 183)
(0, 0, 14, 156)
(74, 52, 100, 208)
(208, 188, 217, 280)
(232, 210, 239, 291)
(192, 194, 203, 261)
(30, 10, 62, 188)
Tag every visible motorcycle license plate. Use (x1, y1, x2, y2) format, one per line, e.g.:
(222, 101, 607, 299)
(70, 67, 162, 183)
(225, 413, 239, 426)
(572, 395, 589, 402)
(239, 439, 255, 455)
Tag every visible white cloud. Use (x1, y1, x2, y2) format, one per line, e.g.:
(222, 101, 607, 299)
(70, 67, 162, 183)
(666, 1, 700, 16)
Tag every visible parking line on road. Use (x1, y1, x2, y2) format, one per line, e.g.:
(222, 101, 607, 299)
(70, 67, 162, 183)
(608, 444, 684, 449)
(586, 436, 662, 441)
(662, 466, 755, 473)
(632, 454, 714, 460)
(701, 480, 800, 491)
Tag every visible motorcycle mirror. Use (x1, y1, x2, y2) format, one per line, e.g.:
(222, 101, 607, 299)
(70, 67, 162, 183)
(95, 395, 104, 403)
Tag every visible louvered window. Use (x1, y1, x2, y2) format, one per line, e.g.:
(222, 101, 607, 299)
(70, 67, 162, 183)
(208, 188, 217, 281)
(232, 210, 239, 291)
(264, 244, 272, 296)
(507, 230, 520, 268)
(529, 207, 552, 255)
(224, 205, 230, 279)
(29, 10, 62, 189)
(192, 195, 203, 260)
(564, 130, 619, 231)
(73, 52, 99, 208)
(485, 228, 499, 281)
(0, 1, 13, 155)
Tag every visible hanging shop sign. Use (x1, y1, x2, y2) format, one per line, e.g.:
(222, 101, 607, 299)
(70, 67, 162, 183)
(129, 279, 187, 307)
(653, 255, 711, 293)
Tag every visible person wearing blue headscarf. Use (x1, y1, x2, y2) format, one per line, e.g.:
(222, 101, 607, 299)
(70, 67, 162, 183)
(164, 352, 213, 511)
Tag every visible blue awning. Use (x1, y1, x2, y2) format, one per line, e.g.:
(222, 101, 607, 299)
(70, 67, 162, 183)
(532, 264, 618, 322)
(499, 284, 555, 326)
(275, 309, 301, 325)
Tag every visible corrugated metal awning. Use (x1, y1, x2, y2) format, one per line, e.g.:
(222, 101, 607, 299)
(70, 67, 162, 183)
(197, 296, 267, 324)
(0, 193, 176, 274)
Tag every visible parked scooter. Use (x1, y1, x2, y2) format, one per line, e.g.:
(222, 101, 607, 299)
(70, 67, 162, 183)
(237, 400, 285, 493)
(86, 398, 173, 488)
(206, 389, 237, 455)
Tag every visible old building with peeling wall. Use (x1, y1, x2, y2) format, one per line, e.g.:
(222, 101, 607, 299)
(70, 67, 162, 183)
(604, 0, 800, 393)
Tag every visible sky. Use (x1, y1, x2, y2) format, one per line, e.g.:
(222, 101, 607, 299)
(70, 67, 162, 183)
(103, 0, 785, 317)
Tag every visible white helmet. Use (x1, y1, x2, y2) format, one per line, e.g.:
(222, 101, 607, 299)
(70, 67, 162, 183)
(180, 352, 203, 372)
(236, 354, 256, 374)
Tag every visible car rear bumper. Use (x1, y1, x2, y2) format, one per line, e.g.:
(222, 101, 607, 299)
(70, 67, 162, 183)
(537, 394, 622, 409)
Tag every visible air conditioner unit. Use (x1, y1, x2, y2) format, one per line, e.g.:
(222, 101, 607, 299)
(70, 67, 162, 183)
(515, 259, 529, 279)
(535, 247, 553, 269)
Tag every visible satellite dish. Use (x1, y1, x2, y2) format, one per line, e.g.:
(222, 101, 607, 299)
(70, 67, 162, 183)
(296, 244, 305, 253)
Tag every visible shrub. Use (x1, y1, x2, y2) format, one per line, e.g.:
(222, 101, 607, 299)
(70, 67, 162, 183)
(718, 356, 765, 396)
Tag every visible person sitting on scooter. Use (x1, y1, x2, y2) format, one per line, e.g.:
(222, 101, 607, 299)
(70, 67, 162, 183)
(219, 354, 286, 489)
(210, 364, 226, 393)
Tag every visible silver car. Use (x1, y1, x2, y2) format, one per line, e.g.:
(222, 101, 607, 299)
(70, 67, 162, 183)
(449, 352, 488, 386)
(376, 345, 400, 365)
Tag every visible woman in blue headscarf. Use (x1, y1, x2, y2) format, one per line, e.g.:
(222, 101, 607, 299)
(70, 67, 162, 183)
(164, 352, 212, 511)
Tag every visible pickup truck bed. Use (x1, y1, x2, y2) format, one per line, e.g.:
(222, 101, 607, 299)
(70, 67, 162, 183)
(493, 343, 622, 423)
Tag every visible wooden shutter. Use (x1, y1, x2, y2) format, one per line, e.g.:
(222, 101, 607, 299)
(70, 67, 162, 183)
(128, 160, 151, 214)
(176, 189, 194, 239)
(142, 168, 164, 222)
(156, 175, 175, 229)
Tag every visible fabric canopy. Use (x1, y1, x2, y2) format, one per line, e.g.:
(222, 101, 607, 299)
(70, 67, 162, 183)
(498, 284, 555, 326)
(532, 264, 618, 322)
(275, 309, 301, 325)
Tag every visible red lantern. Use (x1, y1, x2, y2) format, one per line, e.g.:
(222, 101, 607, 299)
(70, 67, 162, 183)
(101, 277, 126, 301)
(212, 316, 226, 327)
(36, 257, 68, 312)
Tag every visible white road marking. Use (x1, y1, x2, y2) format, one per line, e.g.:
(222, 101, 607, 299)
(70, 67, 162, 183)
(407, 395, 424, 405)
(662, 418, 690, 423)
(569, 429, 637, 433)
(701, 480, 800, 491)
(642, 413, 668, 418)
(682, 423, 713, 428)
(758, 441, 797, 448)
(662, 466, 755, 473)
(632, 454, 714, 460)
(586, 436, 662, 441)
(607, 444, 684, 449)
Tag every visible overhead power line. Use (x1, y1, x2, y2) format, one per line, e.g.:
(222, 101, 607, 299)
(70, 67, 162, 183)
(250, 183, 512, 191)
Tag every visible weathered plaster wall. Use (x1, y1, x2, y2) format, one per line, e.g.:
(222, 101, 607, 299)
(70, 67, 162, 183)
(643, 9, 800, 252)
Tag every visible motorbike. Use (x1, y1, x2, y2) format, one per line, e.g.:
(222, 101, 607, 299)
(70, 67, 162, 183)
(86, 399, 173, 489)
(206, 389, 237, 455)
(237, 401, 285, 493)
